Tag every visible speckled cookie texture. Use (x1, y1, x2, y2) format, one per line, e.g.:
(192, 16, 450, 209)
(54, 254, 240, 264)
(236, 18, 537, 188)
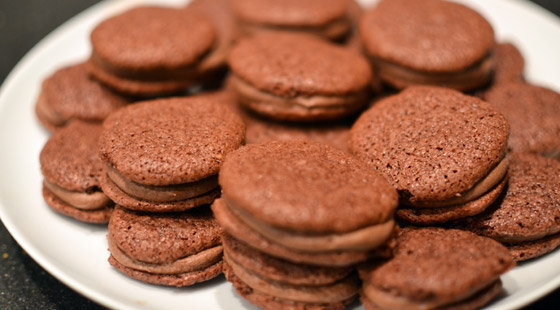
(107, 206, 223, 286)
(213, 140, 397, 267)
(359, 0, 495, 91)
(40, 121, 113, 223)
(454, 153, 560, 261)
(98, 95, 245, 212)
(350, 86, 509, 224)
(228, 32, 372, 122)
(222, 232, 358, 309)
(231, 0, 352, 41)
(484, 82, 560, 159)
(88, 6, 218, 97)
(35, 62, 128, 132)
(359, 227, 514, 310)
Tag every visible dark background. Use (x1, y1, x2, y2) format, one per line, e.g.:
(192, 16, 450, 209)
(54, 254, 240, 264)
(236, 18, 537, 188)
(0, 0, 559, 309)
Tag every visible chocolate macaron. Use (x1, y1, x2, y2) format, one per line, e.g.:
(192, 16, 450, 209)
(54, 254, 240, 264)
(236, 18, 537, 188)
(40, 121, 113, 223)
(222, 232, 359, 309)
(213, 140, 398, 267)
(228, 32, 372, 122)
(98, 96, 245, 212)
(88, 6, 220, 97)
(231, 0, 354, 41)
(359, 0, 495, 91)
(484, 82, 560, 159)
(359, 227, 514, 310)
(454, 153, 560, 261)
(107, 206, 223, 286)
(35, 62, 128, 132)
(350, 86, 509, 225)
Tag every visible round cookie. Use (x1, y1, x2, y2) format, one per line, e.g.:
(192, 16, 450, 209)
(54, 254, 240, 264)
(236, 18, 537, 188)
(40, 121, 113, 223)
(107, 206, 222, 286)
(98, 95, 245, 212)
(231, 0, 353, 41)
(35, 62, 128, 132)
(88, 6, 219, 97)
(484, 82, 560, 159)
(214, 140, 398, 266)
(454, 153, 560, 261)
(222, 233, 358, 309)
(228, 32, 372, 122)
(359, 227, 514, 310)
(359, 0, 495, 91)
(350, 86, 509, 224)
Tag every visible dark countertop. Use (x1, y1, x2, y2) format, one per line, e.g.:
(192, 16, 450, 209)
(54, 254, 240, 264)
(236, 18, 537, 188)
(0, 0, 559, 309)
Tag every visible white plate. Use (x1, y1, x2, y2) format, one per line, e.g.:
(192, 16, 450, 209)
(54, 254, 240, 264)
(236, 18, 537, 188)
(0, 0, 559, 309)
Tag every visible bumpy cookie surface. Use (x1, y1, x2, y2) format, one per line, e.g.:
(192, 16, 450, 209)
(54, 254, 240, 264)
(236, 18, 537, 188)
(360, 0, 494, 72)
(98, 96, 245, 186)
(219, 140, 397, 233)
(350, 86, 508, 205)
(228, 32, 372, 97)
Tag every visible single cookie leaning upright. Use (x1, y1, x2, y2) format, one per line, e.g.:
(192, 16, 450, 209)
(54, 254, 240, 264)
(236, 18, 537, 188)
(484, 82, 560, 160)
(351, 86, 509, 225)
(454, 153, 560, 262)
(40, 121, 113, 223)
(35, 62, 128, 132)
(228, 32, 372, 122)
(213, 140, 397, 309)
(108, 206, 223, 286)
(98, 95, 245, 212)
(359, 227, 514, 310)
(231, 0, 353, 41)
(88, 6, 219, 97)
(360, 0, 495, 91)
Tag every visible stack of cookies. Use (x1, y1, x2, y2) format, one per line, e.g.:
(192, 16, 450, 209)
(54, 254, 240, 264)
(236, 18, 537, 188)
(35, 0, 560, 308)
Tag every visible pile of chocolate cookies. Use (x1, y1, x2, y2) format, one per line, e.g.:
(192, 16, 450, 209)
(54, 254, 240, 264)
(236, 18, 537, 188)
(37, 0, 560, 309)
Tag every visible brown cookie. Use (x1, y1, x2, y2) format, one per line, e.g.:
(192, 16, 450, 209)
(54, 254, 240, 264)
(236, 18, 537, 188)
(40, 121, 113, 223)
(228, 32, 372, 122)
(107, 206, 222, 286)
(350, 86, 509, 224)
(88, 6, 220, 97)
(492, 42, 525, 84)
(359, 0, 495, 91)
(359, 227, 514, 310)
(453, 153, 560, 261)
(98, 95, 245, 212)
(214, 140, 397, 266)
(222, 233, 358, 309)
(484, 82, 560, 159)
(35, 62, 128, 132)
(231, 0, 353, 41)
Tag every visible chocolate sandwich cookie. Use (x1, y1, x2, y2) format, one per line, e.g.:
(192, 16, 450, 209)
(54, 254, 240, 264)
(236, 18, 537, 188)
(107, 206, 222, 286)
(454, 153, 560, 261)
(350, 86, 509, 225)
(359, 227, 514, 310)
(40, 121, 113, 223)
(484, 82, 560, 159)
(231, 0, 353, 41)
(228, 32, 372, 122)
(213, 140, 398, 267)
(35, 62, 128, 132)
(222, 233, 358, 310)
(98, 96, 245, 212)
(359, 0, 495, 91)
(88, 6, 220, 97)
